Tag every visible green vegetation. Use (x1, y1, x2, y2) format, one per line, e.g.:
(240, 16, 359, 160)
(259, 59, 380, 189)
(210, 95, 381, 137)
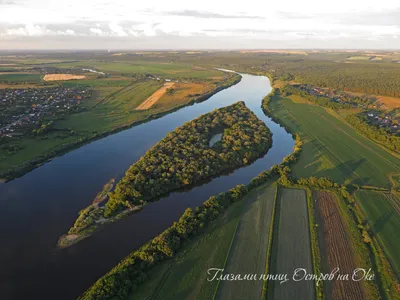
(216, 185, 276, 300)
(269, 188, 314, 300)
(354, 190, 400, 275)
(266, 92, 400, 187)
(105, 101, 272, 216)
(0, 73, 42, 83)
(346, 114, 400, 153)
(128, 199, 245, 300)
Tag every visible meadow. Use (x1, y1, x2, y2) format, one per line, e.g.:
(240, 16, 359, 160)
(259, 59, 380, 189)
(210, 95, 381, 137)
(268, 95, 400, 187)
(215, 185, 277, 300)
(354, 190, 400, 276)
(269, 188, 314, 300)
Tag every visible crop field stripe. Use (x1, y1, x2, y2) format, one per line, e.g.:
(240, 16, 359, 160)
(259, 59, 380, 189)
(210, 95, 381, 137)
(354, 190, 400, 277)
(305, 188, 323, 300)
(211, 218, 240, 300)
(215, 185, 277, 300)
(261, 185, 279, 299)
(314, 191, 364, 300)
(270, 187, 315, 300)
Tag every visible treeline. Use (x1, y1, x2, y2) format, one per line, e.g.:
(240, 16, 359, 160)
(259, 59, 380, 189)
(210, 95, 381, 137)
(105, 101, 272, 216)
(345, 114, 400, 153)
(79, 99, 304, 300)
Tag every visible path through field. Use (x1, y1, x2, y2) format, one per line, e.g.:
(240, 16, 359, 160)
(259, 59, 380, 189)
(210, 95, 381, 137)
(136, 82, 175, 110)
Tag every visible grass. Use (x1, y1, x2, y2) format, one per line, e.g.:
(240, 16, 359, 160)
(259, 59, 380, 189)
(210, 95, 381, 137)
(0, 73, 42, 83)
(269, 187, 315, 300)
(215, 185, 277, 300)
(354, 190, 400, 276)
(61, 79, 132, 87)
(48, 61, 223, 79)
(268, 95, 400, 187)
(128, 196, 247, 300)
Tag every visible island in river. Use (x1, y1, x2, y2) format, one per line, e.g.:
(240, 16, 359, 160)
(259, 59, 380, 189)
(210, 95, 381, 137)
(58, 101, 273, 248)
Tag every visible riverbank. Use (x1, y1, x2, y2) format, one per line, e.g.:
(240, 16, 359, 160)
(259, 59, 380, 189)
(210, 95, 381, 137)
(0, 74, 241, 182)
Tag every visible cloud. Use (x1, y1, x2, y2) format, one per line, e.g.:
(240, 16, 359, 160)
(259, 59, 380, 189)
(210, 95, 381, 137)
(89, 28, 105, 36)
(108, 22, 127, 36)
(163, 10, 265, 19)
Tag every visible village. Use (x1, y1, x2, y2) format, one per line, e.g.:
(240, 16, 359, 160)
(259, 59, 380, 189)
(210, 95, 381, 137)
(293, 84, 376, 108)
(362, 110, 400, 135)
(0, 86, 91, 137)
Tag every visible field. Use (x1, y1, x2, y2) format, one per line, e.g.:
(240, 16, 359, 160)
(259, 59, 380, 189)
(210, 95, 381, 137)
(43, 74, 86, 81)
(127, 183, 276, 300)
(0, 73, 42, 83)
(314, 191, 364, 300)
(46, 61, 224, 79)
(269, 188, 315, 300)
(136, 82, 175, 110)
(354, 190, 400, 275)
(268, 95, 400, 187)
(376, 95, 400, 109)
(215, 185, 277, 300)
(128, 193, 247, 300)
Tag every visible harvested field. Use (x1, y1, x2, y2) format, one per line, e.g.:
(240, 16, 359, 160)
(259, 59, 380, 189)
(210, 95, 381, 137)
(136, 82, 175, 110)
(216, 185, 277, 300)
(315, 191, 364, 300)
(43, 74, 86, 81)
(270, 188, 315, 300)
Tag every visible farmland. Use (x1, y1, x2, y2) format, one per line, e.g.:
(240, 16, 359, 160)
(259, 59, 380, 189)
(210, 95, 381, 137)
(43, 61, 224, 79)
(127, 192, 246, 300)
(267, 94, 400, 187)
(126, 183, 277, 300)
(354, 190, 400, 275)
(269, 188, 315, 300)
(215, 185, 277, 300)
(0, 73, 42, 83)
(314, 191, 365, 300)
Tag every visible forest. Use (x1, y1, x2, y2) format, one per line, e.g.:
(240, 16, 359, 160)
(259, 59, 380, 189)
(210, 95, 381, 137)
(105, 101, 272, 216)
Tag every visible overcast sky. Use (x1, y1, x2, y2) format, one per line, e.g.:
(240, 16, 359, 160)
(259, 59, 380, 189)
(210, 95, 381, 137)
(1, 0, 400, 49)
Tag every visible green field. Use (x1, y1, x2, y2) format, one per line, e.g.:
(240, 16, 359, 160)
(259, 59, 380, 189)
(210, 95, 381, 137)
(61, 79, 132, 87)
(354, 190, 400, 276)
(0, 73, 42, 82)
(129, 196, 246, 300)
(216, 185, 277, 300)
(47, 61, 223, 79)
(269, 188, 315, 300)
(268, 95, 400, 187)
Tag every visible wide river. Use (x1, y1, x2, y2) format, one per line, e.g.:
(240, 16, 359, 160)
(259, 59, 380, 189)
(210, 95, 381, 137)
(0, 73, 294, 300)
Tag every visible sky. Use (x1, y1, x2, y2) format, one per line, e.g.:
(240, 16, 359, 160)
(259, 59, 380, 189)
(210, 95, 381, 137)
(0, 0, 400, 50)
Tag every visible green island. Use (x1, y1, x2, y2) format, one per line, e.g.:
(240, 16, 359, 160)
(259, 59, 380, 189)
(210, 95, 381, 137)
(58, 101, 272, 248)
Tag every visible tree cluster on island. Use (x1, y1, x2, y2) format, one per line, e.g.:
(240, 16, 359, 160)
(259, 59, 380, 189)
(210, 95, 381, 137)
(105, 101, 272, 216)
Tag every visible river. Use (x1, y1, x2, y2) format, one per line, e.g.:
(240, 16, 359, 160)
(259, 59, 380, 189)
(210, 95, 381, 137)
(0, 73, 294, 300)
